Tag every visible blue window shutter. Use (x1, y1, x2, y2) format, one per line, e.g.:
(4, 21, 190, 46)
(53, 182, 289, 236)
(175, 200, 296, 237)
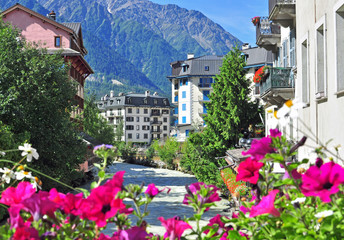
(182, 117, 186, 124)
(182, 91, 186, 98)
(182, 104, 186, 111)
(186, 130, 189, 136)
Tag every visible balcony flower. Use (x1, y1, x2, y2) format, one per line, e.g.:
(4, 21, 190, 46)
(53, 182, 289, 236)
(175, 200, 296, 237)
(252, 16, 260, 26)
(253, 65, 269, 83)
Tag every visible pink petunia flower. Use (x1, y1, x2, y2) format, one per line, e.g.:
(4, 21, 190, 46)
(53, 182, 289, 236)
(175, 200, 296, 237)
(269, 128, 282, 138)
(183, 182, 221, 211)
(8, 205, 24, 229)
(60, 193, 83, 215)
(103, 171, 125, 190)
(239, 205, 250, 215)
(112, 226, 153, 240)
(158, 216, 192, 240)
(242, 137, 274, 161)
(0, 181, 36, 207)
(12, 224, 40, 240)
(300, 161, 344, 202)
(145, 183, 171, 198)
(250, 189, 280, 218)
(203, 214, 230, 236)
(236, 157, 264, 184)
(80, 185, 131, 227)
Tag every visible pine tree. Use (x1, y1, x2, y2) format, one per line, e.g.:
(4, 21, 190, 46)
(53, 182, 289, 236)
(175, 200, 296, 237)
(204, 47, 261, 154)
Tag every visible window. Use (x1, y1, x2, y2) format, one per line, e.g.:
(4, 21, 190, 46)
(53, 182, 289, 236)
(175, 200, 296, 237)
(283, 40, 288, 67)
(142, 125, 150, 130)
(144, 134, 148, 139)
(128, 108, 132, 114)
(336, 4, 344, 92)
(126, 117, 134, 122)
(54, 36, 61, 47)
(301, 37, 309, 103)
(136, 125, 140, 130)
(128, 133, 132, 139)
(182, 104, 186, 111)
(136, 117, 140, 122)
(204, 66, 209, 71)
(144, 117, 150, 122)
(289, 29, 296, 67)
(163, 126, 167, 131)
(186, 130, 189, 137)
(183, 79, 188, 86)
(154, 99, 158, 105)
(203, 90, 210, 101)
(157, 134, 160, 139)
(136, 133, 140, 139)
(163, 117, 168, 122)
(126, 125, 134, 130)
(144, 109, 148, 114)
(199, 78, 213, 88)
(136, 108, 140, 114)
(162, 109, 169, 114)
(163, 134, 167, 138)
(182, 91, 186, 98)
(316, 18, 326, 98)
(182, 116, 186, 124)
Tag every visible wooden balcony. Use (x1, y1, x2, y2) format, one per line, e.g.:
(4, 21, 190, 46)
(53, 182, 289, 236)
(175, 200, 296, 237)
(259, 67, 295, 106)
(269, 0, 296, 28)
(256, 17, 281, 52)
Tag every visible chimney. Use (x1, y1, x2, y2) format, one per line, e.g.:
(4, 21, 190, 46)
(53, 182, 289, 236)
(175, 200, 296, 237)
(110, 90, 114, 98)
(145, 90, 150, 96)
(187, 53, 194, 59)
(241, 43, 251, 50)
(47, 10, 56, 21)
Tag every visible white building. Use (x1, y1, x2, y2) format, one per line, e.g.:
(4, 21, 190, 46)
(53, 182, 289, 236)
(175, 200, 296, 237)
(296, 0, 344, 159)
(254, 1, 297, 139)
(168, 54, 223, 141)
(168, 49, 272, 142)
(97, 91, 171, 144)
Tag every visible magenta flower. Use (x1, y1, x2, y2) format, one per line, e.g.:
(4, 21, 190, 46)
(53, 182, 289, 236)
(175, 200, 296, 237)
(250, 189, 280, 218)
(0, 181, 36, 207)
(80, 185, 131, 227)
(145, 183, 171, 198)
(103, 171, 125, 190)
(300, 161, 344, 202)
(158, 216, 192, 240)
(281, 163, 302, 180)
(60, 193, 83, 215)
(236, 157, 264, 184)
(239, 205, 250, 215)
(203, 214, 230, 236)
(12, 223, 40, 240)
(269, 128, 282, 138)
(113, 226, 153, 240)
(183, 182, 221, 211)
(21, 191, 58, 221)
(242, 137, 274, 161)
(8, 205, 24, 229)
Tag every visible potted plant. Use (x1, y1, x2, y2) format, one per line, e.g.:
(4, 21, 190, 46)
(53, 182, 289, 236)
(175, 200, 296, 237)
(253, 65, 270, 84)
(252, 16, 260, 26)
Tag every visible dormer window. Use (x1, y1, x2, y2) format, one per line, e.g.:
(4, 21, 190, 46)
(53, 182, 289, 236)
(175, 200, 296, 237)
(54, 36, 61, 47)
(143, 98, 148, 104)
(205, 66, 209, 71)
(127, 97, 132, 104)
(154, 99, 158, 105)
(117, 99, 121, 104)
(181, 63, 189, 72)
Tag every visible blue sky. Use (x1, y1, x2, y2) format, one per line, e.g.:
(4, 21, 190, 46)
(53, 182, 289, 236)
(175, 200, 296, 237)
(149, 0, 269, 46)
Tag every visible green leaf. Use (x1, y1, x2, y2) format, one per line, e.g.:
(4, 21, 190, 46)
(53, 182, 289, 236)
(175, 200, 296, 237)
(273, 178, 294, 187)
(98, 170, 105, 178)
(90, 181, 98, 190)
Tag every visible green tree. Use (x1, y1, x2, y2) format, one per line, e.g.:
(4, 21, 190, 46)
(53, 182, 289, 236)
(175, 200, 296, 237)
(204, 47, 261, 155)
(0, 19, 85, 190)
(152, 137, 179, 168)
(115, 119, 124, 142)
(83, 96, 115, 144)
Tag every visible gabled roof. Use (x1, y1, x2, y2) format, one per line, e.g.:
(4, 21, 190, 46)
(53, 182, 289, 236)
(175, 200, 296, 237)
(61, 23, 81, 34)
(1, 3, 74, 35)
(242, 47, 273, 68)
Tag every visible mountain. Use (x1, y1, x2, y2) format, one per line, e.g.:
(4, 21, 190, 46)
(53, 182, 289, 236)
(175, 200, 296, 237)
(1, 0, 242, 98)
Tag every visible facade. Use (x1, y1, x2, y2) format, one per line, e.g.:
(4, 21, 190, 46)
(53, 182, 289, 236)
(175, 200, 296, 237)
(295, 0, 344, 159)
(1, 4, 93, 119)
(255, 0, 297, 138)
(97, 91, 171, 144)
(168, 54, 223, 141)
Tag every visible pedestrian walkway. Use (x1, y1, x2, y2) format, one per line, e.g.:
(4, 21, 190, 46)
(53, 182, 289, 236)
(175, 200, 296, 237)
(101, 161, 229, 237)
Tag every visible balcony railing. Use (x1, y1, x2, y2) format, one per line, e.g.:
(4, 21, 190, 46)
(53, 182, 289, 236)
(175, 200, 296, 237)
(256, 17, 280, 50)
(150, 121, 162, 125)
(198, 83, 212, 88)
(269, 0, 296, 28)
(151, 129, 162, 134)
(151, 112, 161, 117)
(199, 96, 210, 102)
(260, 67, 294, 97)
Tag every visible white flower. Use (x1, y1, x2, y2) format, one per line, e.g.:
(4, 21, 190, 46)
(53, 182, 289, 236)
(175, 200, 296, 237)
(291, 197, 306, 205)
(0, 151, 5, 156)
(15, 170, 34, 181)
(31, 177, 42, 190)
(18, 143, 39, 162)
(0, 167, 15, 184)
(315, 210, 334, 219)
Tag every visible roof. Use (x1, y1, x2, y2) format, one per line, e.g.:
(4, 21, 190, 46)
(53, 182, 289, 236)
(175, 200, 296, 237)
(242, 47, 273, 68)
(61, 23, 81, 34)
(169, 55, 223, 78)
(97, 92, 172, 110)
